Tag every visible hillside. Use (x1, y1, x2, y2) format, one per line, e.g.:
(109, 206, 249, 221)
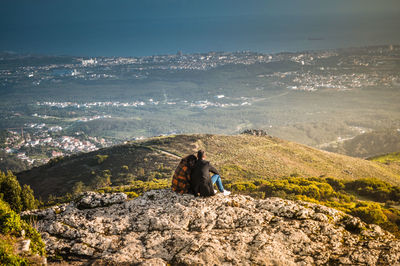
(16, 133, 400, 200)
(370, 151, 400, 164)
(0, 150, 28, 173)
(324, 128, 400, 158)
(26, 189, 400, 265)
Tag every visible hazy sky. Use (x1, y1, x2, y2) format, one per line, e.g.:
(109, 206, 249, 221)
(1, 0, 399, 21)
(1, 0, 399, 56)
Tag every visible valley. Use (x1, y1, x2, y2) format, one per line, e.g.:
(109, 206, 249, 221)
(1, 45, 400, 170)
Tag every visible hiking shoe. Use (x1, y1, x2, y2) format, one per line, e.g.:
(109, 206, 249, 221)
(223, 190, 231, 196)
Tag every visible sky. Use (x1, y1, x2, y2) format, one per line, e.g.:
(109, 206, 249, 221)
(1, 0, 399, 56)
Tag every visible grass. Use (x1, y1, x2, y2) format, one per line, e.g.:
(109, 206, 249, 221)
(201, 134, 400, 185)
(370, 152, 400, 164)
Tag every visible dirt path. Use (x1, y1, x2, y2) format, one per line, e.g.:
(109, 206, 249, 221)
(154, 148, 182, 159)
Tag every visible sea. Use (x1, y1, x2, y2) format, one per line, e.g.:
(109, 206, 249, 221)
(1, 13, 400, 57)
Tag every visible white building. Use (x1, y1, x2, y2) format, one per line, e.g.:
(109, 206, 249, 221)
(81, 58, 98, 66)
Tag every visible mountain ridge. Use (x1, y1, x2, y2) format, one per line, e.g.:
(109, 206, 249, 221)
(16, 133, 400, 200)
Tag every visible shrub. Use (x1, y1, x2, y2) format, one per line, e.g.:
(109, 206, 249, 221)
(0, 203, 22, 235)
(249, 191, 265, 199)
(0, 171, 39, 212)
(336, 192, 355, 203)
(91, 170, 112, 189)
(72, 181, 86, 196)
(95, 154, 108, 164)
(21, 185, 38, 211)
(22, 222, 46, 256)
(0, 171, 22, 213)
(229, 181, 257, 192)
(345, 178, 397, 202)
(351, 202, 387, 225)
(0, 237, 28, 265)
(325, 177, 345, 191)
(152, 172, 163, 179)
(258, 177, 336, 201)
(385, 200, 396, 208)
(271, 190, 288, 198)
(124, 192, 139, 198)
(0, 199, 46, 256)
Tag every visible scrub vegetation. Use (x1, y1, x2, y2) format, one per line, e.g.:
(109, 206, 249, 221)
(0, 171, 45, 264)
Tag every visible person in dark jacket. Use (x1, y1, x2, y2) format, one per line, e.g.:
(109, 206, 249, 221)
(190, 150, 231, 197)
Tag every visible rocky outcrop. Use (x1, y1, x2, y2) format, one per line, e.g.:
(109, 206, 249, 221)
(25, 190, 400, 265)
(75, 191, 127, 209)
(241, 129, 269, 137)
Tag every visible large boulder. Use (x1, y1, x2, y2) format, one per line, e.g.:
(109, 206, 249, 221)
(25, 190, 400, 265)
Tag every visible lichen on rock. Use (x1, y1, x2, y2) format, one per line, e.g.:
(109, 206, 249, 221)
(26, 189, 400, 265)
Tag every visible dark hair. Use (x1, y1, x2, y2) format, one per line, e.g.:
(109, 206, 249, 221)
(186, 154, 197, 174)
(197, 150, 205, 160)
(187, 154, 197, 167)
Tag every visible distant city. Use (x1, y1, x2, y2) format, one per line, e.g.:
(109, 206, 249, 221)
(1, 45, 400, 169)
(3, 46, 398, 92)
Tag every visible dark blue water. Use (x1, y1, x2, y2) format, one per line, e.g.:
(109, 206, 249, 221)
(1, 14, 399, 57)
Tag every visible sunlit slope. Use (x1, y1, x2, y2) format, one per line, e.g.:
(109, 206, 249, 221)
(368, 152, 400, 175)
(187, 134, 400, 185)
(17, 134, 400, 199)
(369, 152, 400, 164)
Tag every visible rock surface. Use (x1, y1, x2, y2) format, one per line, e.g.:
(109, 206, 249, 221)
(25, 190, 400, 265)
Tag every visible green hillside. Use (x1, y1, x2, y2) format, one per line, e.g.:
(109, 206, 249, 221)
(324, 128, 400, 158)
(369, 151, 400, 165)
(16, 134, 400, 200)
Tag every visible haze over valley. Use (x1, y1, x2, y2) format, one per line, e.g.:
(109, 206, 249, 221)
(1, 45, 400, 170)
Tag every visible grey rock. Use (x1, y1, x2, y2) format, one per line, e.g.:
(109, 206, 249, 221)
(75, 191, 127, 209)
(20, 239, 31, 253)
(26, 189, 400, 265)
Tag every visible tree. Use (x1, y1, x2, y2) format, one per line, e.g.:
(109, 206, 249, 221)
(0, 171, 39, 212)
(21, 184, 38, 210)
(0, 171, 22, 213)
(91, 170, 112, 189)
(96, 154, 108, 164)
(72, 181, 86, 196)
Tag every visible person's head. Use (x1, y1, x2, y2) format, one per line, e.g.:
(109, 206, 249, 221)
(197, 150, 206, 160)
(187, 154, 197, 167)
